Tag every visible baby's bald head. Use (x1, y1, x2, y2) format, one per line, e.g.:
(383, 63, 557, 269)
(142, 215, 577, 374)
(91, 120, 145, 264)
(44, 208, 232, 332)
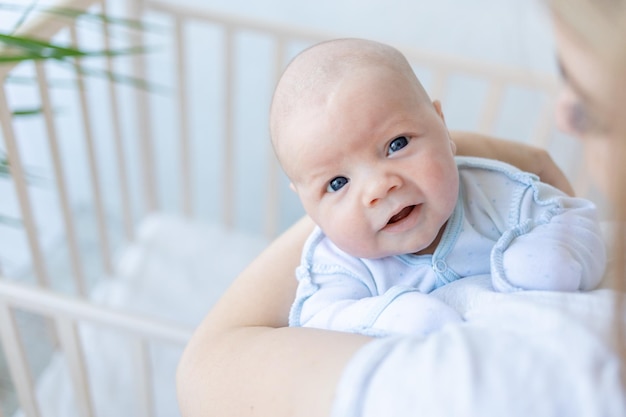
(269, 39, 431, 171)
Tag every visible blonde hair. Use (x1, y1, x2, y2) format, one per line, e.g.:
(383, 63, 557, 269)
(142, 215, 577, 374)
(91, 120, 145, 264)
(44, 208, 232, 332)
(549, 0, 626, 53)
(549, 0, 626, 371)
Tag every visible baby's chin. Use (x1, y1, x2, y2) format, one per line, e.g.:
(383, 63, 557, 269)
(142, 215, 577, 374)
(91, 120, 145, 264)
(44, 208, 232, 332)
(329, 227, 439, 259)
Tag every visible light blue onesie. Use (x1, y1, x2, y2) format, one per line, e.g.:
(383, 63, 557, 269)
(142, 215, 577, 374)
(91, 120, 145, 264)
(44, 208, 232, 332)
(289, 156, 606, 337)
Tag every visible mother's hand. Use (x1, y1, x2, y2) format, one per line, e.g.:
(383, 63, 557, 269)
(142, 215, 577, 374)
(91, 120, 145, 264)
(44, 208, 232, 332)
(452, 131, 575, 196)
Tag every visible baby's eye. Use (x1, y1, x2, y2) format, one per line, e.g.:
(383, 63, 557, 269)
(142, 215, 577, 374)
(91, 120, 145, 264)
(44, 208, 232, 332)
(327, 176, 349, 192)
(388, 136, 409, 155)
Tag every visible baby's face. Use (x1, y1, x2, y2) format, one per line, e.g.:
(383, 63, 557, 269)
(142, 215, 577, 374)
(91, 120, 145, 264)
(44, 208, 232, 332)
(284, 69, 459, 258)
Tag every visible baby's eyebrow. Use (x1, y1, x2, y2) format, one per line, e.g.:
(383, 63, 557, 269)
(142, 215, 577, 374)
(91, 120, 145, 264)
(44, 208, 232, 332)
(301, 166, 333, 185)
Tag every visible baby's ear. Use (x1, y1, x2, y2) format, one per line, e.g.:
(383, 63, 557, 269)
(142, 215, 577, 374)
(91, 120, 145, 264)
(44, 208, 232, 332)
(433, 100, 446, 124)
(433, 100, 455, 153)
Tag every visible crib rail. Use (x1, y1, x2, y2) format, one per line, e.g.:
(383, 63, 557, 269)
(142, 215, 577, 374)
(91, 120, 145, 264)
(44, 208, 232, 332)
(0, 279, 192, 417)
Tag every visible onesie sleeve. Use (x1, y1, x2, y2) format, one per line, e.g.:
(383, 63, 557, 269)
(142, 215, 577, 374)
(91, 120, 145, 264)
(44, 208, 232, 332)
(289, 228, 461, 337)
(491, 178, 606, 292)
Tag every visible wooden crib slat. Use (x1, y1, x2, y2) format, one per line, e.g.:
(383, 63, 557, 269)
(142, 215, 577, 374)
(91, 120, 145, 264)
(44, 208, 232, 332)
(132, 338, 154, 417)
(429, 70, 449, 103)
(478, 81, 505, 134)
(175, 16, 193, 218)
(101, 0, 135, 240)
(69, 25, 114, 275)
(263, 37, 287, 238)
(222, 27, 235, 228)
(530, 98, 557, 149)
(35, 62, 87, 296)
(127, 0, 159, 214)
(0, 302, 41, 417)
(56, 318, 95, 417)
(0, 87, 50, 288)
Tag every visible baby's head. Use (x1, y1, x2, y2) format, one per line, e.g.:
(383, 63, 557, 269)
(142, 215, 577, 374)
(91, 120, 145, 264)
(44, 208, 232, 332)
(271, 38, 459, 258)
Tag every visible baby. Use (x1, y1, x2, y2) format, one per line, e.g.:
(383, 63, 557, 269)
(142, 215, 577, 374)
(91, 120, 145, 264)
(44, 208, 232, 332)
(270, 38, 606, 337)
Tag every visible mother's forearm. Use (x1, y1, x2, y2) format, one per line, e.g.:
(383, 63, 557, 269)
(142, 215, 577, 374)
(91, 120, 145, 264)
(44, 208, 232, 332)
(178, 322, 368, 417)
(452, 131, 575, 195)
(177, 216, 371, 417)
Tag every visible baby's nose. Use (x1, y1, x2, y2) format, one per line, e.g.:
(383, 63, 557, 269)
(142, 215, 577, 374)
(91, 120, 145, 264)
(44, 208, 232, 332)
(363, 174, 401, 207)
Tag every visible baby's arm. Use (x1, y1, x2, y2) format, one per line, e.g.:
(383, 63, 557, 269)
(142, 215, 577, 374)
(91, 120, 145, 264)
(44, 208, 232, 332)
(291, 269, 461, 337)
(491, 181, 606, 292)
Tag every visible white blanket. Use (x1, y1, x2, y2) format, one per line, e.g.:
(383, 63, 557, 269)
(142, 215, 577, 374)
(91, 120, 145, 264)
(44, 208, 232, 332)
(18, 214, 269, 417)
(332, 275, 625, 417)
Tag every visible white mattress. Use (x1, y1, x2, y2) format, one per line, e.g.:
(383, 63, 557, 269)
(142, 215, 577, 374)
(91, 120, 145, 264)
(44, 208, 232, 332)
(16, 214, 270, 417)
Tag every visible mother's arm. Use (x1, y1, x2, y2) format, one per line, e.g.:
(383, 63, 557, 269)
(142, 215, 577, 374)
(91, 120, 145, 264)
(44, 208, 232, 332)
(177, 216, 370, 417)
(454, 131, 575, 196)
(176, 132, 573, 417)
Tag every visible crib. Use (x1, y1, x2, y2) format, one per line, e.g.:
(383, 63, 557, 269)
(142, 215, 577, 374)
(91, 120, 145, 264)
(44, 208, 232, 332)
(0, 0, 584, 415)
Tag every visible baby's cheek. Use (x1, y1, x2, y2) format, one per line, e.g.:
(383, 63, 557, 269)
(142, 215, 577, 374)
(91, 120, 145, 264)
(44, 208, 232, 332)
(325, 218, 381, 258)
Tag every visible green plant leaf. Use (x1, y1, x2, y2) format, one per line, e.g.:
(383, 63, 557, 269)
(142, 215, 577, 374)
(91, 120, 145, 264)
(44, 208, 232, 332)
(0, 153, 45, 185)
(6, 62, 168, 94)
(7, 0, 38, 35)
(0, 214, 22, 228)
(0, 33, 154, 63)
(12, 107, 44, 117)
(0, 2, 167, 34)
(5, 75, 76, 88)
(59, 59, 169, 94)
(0, 155, 10, 178)
(45, 7, 166, 33)
(0, 1, 166, 214)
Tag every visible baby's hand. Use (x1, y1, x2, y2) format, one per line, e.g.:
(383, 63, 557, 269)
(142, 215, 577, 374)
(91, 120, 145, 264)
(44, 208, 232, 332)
(371, 291, 462, 337)
(500, 241, 583, 291)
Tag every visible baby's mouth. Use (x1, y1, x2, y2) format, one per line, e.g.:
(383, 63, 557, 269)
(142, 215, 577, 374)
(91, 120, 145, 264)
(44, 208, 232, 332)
(387, 205, 416, 225)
